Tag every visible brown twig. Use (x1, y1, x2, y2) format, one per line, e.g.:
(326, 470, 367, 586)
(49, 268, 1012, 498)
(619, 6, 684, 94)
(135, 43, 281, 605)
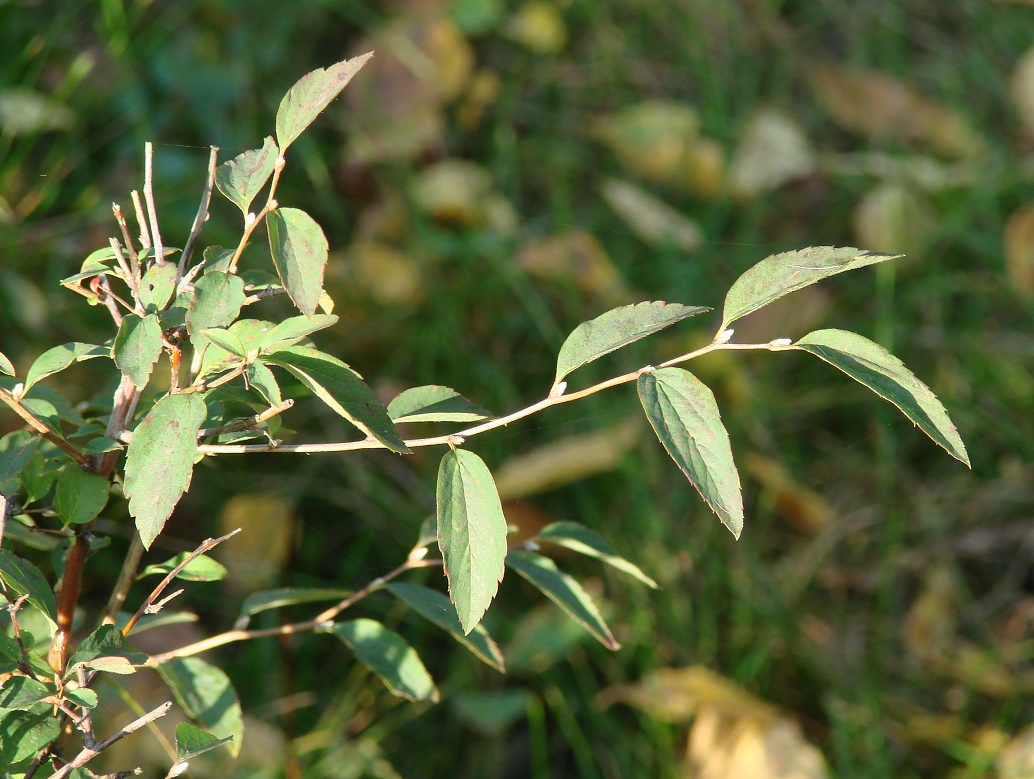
(102, 534, 145, 625)
(130, 190, 150, 252)
(112, 202, 141, 283)
(143, 143, 164, 268)
(109, 237, 140, 307)
(0, 385, 88, 464)
(197, 400, 294, 440)
(178, 145, 219, 279)
(227, 155, 284, 274)
(7, 594, 38, 680)
(49, 701, 172, 779)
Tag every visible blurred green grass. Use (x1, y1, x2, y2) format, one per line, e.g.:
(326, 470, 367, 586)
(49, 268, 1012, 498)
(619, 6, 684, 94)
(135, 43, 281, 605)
(4, 0, 1034, 776)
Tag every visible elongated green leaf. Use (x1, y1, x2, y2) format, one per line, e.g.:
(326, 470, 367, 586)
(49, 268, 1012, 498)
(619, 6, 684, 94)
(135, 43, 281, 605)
(554, 301, 710, 386)
(245, 362, 282, 407)
(200, 328, 247, 358)
(65, 625, 146, 677)
(265, 346, 409, 453)
(23, 343, 108, 391)
(0, 629, 53, 679)
(0, 351, 13, 376)
(388, 386, 495, 424)
(386, 582, 505, 671)
(258, 314, 338, 353)
(793, 329, 970, 465)
(113, 313, 163, 389)
(0, 704, 61, 765)
(505, 551, 619, 649)
(328, 618, 439, 702)
(275, 52, 374, 151)
(0, 677, 51, 711)
(124, 393, 207, 549)
(234, 587, 349, 630)
(0, 549, 56, 625)
(158, 657, 243, 757)
(638, 367, 743, 537)
(267, 207, 328, 316)
(437, 448, 507, 634)
(139, 263, 178, 312)
(138, 553, 227, 583)
(720, 246, 900, 330)
(186, 272, 247, 351)
(535, 521, 658, 588)
(216, 136, 278, 215)
(54, 466, 109, 524)
(63, 687, 97, 709)
(0, 430, 39, 490)
(176, 722, 235, 760)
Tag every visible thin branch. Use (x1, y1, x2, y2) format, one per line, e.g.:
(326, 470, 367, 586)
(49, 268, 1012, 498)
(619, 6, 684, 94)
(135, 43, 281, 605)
(112, 202, 141, 285)
(77, 665, 96, 747)
(122, 528, 242, 636)
(0, 385, 88, 464)
(109, 237, 140, 306)
(0, 493, 7, 548)
(143, 142, 164, 268)
(8, 594, 38, 680)
(94, 276, 124, 326)
(130, 190, 150, 251)
(102, 533, 145, 625)
(179, 145, 219, 279)
(197, 400, 294, 440)
(49, 701, 173, 779)
(242, 285, 285, 306)
(228, 155, 284, 274)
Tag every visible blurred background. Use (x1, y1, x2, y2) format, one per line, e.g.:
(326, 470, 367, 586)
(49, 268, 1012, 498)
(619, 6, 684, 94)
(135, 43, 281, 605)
(3, 0, 1034, 776)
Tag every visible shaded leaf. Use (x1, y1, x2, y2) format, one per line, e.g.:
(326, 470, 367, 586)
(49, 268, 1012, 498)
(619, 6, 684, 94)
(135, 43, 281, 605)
(234, 587, 349, 630)
(124, 393, 207, 549)
(0, 704, 61, 766)
(139, 263, 178, 312)
(54, 466, 110, 524)
(267, 207, 329, 316)
(138, 553, 227, 583)
(65, 625, 146, 677)
(386, 582, 505, 671)
(437, 448, 507, 634)
(555, 301, 709, 386)
(0, 351, 13, 376)
(388, 385, 495, 423)
(720, 246, 899, 331)
(80, 436, 123, 456)
(535, 521, 658, 588)
(215, 136, 278, 215)
(0, 549, 57, 625)
(505, 550, 619, 649)
(793, 329, 969, 465)
(158, 657, 243, 757)
(245, 362, 282, 407)
(176, 722, 235, 760)
(0, 430, 39, 490)
(265, 345, 409, 453)
(328, 618, 439, 702)
(186, 272, 247, 351)
(0, 677, 51, 711)
(0, 628, 53, 679)
(23, 343, 108, 391)
(276, 52, 374, 151)
(112, 313, 163, 389)
(259, 314, 339, 353)
(638, 367, 743, 537)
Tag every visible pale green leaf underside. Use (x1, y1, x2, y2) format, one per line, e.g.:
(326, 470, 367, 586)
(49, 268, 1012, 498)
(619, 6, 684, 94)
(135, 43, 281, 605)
(638, 367, 743, 537)
(259, 314, 339, 353)
(200, 328, 247, 358)
(24, 342, 108, 391)
(535, 521, 658, 588)
(0, 351, 14, 376)
(267, 207, 329, 317)
(329, 618, 439, 702)
(720, 245, 900, 330)
(555, 301, 710, 386)
(505, 550, 619, 650)
(437, 448, 508, 634)
(65, 625, 147, 679)
(275, 52, 374, 151)
(113, 313, 163, 389)
(388, 385, 495, 423)
(215, 136, 278, 215)
(158, 657, 244, 757)
(794, 329, 970, 466)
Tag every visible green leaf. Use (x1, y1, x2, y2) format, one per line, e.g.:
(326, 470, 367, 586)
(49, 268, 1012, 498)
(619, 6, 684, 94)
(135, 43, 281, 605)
(117, 610, 198, 637)
(245, 362, 282, 407)
(554, 301, 710, 386)
(80, 436, 123, 455)
(54, 466, 110, 524)
(0, 704, 61, 766)
(720, 246, 900, 331)
(328, 618, 439, 702)
(65, 625, 147, 677)
(234, 587, 349, 630)
(158, 657, 243, 757)
(505, 551, 619, 650)
(215, 136, 279, 215)
(63, 688, 98, 709)
(176, 722, 235, 760)
(139, 263, 179, 312)
(638, 367, 743, 537)
(388, 386, 495, 423)
(275, 52, 374, 151)
(386, 582, 505, 672)
(436, 448, 507, 634)
(0, 629, 54, 679)
(264, 346, 409, 453)
(266, 207, 329, 316)
(113, 313, 164, 389)
(0, 430, 39, 491)
(0, 677, 52, 711)
(534, 521, 658, 588)
(124, 393, 207, 549)
(793, 329, 970, 466)
(23, 343, 108, 391)
(185, 272, 247, 351)
(0, 549, 57, 625)
(258, 314, 339, 353)
(138, 553, 227, 583)
(200, 328, 247, 358)
(0, 351, 14, 376)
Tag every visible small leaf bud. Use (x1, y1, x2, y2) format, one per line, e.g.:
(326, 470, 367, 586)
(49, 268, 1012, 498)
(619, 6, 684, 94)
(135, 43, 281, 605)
(716, 328, 735, 344)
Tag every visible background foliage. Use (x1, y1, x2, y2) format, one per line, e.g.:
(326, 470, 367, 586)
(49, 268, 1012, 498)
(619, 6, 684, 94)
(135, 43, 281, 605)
(2, 0, 1034, 776)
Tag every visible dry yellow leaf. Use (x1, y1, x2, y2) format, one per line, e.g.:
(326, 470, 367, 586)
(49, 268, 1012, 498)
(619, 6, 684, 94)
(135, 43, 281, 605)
(600, 178, 702, 251)
(503, 1, 568, 54)
(1013, 45, 1034, 140)
(1004, 205, 1034, 296)
(347, 240, 425, 305)
(410, 158, 516, 231)
(999, 722, 1034, 779)
(744, 453, 834, 533)
(516, 229, 630, 302)
(853, 182, 935, 256)
(730, 110, 815, 199)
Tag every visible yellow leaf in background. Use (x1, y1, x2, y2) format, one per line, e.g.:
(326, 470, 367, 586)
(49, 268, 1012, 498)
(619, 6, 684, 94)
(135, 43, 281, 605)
(1012, 45, 1034, 140)
(810, 65, 985, 159)
(903, 563, 958, 664)
(217, 493, 294, 594)
(456, 68, 502, 130)
(516, 229, 631, 302)
(821, 151, 976, 192)
(744, 453, 834, 533)
(492, 418, 641, 500)
(410, 159, 516, 231)
(503, 1, 568, 54)
(852, 182, 935, 256)
(600, 178, 702, 251)
(999, 722, 1034, 779)
(1004, 205, 1034, 296)
(347, 240, 425, 306)
(726, 283, 832, 344)
(730, 109, 816, 199)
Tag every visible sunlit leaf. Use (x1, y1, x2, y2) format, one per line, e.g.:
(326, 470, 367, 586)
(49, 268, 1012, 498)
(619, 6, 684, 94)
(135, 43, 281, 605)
(200, 328, 247, 358)
(0, 677, 51, 711)
(23, 343, 108, 391)
(124, 393, 207, 549)
(138, 553, 227, 583)
(65, 624, 146, 677)
(729, 109, 815, 199)
(638, 367, 743, 537)
(216, 136, 278, 215)
(0, 351, 13, 376)
(176, 722, 235, 761)
(505, 550, 619, 649)
(534, 521, 658, 588)
(267, 207, 329, 317)
(328, 618, 439, 702)
(63, 687, 97, 709)
(275, 52, 373, 152)
(388, 385, 495, 423)
(158, 657, 243, 757)
(245, 362, 281, 407)
(139, 263, 178, 312)
(258, 314, 338, 353)
(793, 329, 969, 466)
(720, 246, 900, 331)
(54, 465, 110, 524)
(112, 313, 163, 389)
(234, 587, 349, 630)
(0, 549, 56, 625)
(386, 582, 505, 671)
(186, 272, 247, 351)
(555, 301, 709, 386)
(437, 448, 507, 634)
